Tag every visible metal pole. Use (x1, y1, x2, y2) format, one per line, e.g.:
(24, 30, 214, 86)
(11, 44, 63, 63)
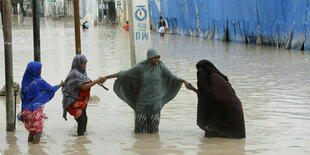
(2, 0, 15, 131)
(32, 0, 41, 62)
(74, 0, 81, 55)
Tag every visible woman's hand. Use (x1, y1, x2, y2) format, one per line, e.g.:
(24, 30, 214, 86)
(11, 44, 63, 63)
(185, 83, 193, 90)
(185, 83, 198, 93)
(59, 80, 67, 87)
(100, 76, 108, 83)
(96, 77, 106, 84)
(100, 72, 120, 82)
(180, 79, 189, 85)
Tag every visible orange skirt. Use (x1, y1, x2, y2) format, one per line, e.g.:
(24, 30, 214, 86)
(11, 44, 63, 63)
(67, 87, 90, 119)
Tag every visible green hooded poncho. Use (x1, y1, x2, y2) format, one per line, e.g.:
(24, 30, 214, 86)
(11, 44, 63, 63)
(113, 48, 182, 114)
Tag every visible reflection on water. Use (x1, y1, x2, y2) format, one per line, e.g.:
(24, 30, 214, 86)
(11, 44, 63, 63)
(63, 136, 91, 155)
(197, 138, 245, 155)
(27, 144, 48, 155)
(0, 16, 310, 154)
(4, 132, 20, 155)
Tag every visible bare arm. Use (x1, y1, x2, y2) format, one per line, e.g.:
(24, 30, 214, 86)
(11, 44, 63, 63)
(103, 72, 120, 80)
(185, 83, 198, 93)
(58, 80, 67, 88)
(80, 78, 101, 91)
(179, 78, 188, 84)
(180, 78, 198, 93)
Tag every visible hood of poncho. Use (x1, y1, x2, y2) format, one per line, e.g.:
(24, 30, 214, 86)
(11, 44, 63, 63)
(147, 48, 160, 60)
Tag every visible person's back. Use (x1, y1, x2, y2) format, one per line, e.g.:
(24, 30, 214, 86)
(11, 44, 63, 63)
(20, 61, 66, 144)
(82, 21, 89, 30)
(85, 22, 89, 29)
(82, 23, 86, 30)
(125, 21, 129, 31)
(158, 17, 166, 36)
(200, 72, 245, 138)
(159, 19, 166, 28)
(186, 59, 246, 139)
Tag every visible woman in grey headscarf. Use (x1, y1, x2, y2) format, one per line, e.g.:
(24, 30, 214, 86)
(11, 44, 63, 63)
(102, 48, 189, 133)
(62, 54, 104, 136)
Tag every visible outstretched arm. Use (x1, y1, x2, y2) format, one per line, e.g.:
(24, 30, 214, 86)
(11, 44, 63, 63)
(179, 78, 189, 85)
(58, 80, 67, 88)
(80, 77, 103, 91)
(102, 72, 120, 81)
(179, 78, 198, 93)
(185, 83, 198, 93)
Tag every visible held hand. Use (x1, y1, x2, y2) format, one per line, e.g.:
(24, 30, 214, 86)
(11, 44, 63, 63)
(59, 80, 67, 87)
(96, 76, 109, 91)
(181, 79, 190, 86)
(184, 80, 189, 86)
(96, 77, 102, 84)
(97, 77, 106, 84)
(102, 76, 108, 82)
(185, 82, 194, 90)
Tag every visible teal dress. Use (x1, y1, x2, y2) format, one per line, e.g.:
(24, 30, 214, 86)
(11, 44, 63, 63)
(113, 49, 182, 115)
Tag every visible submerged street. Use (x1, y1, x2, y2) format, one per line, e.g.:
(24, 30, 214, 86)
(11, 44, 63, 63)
(1, 16, 310, 154)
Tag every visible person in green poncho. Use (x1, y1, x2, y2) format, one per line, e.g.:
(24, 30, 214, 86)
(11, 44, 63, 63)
(102, 48, 189, 133)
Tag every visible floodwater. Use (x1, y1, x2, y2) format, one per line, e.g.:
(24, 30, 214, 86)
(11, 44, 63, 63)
(1, 16, 310, 155)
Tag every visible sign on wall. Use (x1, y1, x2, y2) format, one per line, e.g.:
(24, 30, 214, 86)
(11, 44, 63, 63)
(129, 0, 151, 64)
(115, 0, 122, 9)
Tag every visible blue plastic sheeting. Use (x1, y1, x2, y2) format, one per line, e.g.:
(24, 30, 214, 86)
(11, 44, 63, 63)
(290, 0, 307, 50)
(149, 0, 160, 30)
(195, 0, 209, 37)
(160, 0, 177, 33)
(256, 0, 278, 46)
(148, 0, 310, 50)
(304, 2, 310, 51)
(159, 0, 198, 36)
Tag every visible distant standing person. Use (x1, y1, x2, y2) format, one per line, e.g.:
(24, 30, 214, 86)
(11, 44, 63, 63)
(19, 62, 66, 144)
(62, 54, 104, 136)
(158, 16, 166, 37)
(102, 48, 189, 133)
(185, 60, 246, 138)
(82, 21, 89, 30)
(125, 21, 129, 31)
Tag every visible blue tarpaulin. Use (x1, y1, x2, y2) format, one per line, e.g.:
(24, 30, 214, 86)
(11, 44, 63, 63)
(149, 0, 310, 51)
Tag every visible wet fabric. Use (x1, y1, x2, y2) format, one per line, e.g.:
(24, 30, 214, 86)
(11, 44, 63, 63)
(196, 60, 245, 138)
(75, 106, 88, 136)
(196, 59, 234, 92)
(113, 48, 182, 114)
(125, 24, 129, 31)
(19, 61, 59, 122)
(67, 88, 90, 119)
(135, 113, 160, 133)
(22, 106, 45, 135)
(62, 54, 90, 120)
(158, 19, 166, 28)
(158, 26, 165, 34)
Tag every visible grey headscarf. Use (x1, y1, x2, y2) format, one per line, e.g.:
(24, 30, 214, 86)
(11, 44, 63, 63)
(62, 54, 90, 120)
